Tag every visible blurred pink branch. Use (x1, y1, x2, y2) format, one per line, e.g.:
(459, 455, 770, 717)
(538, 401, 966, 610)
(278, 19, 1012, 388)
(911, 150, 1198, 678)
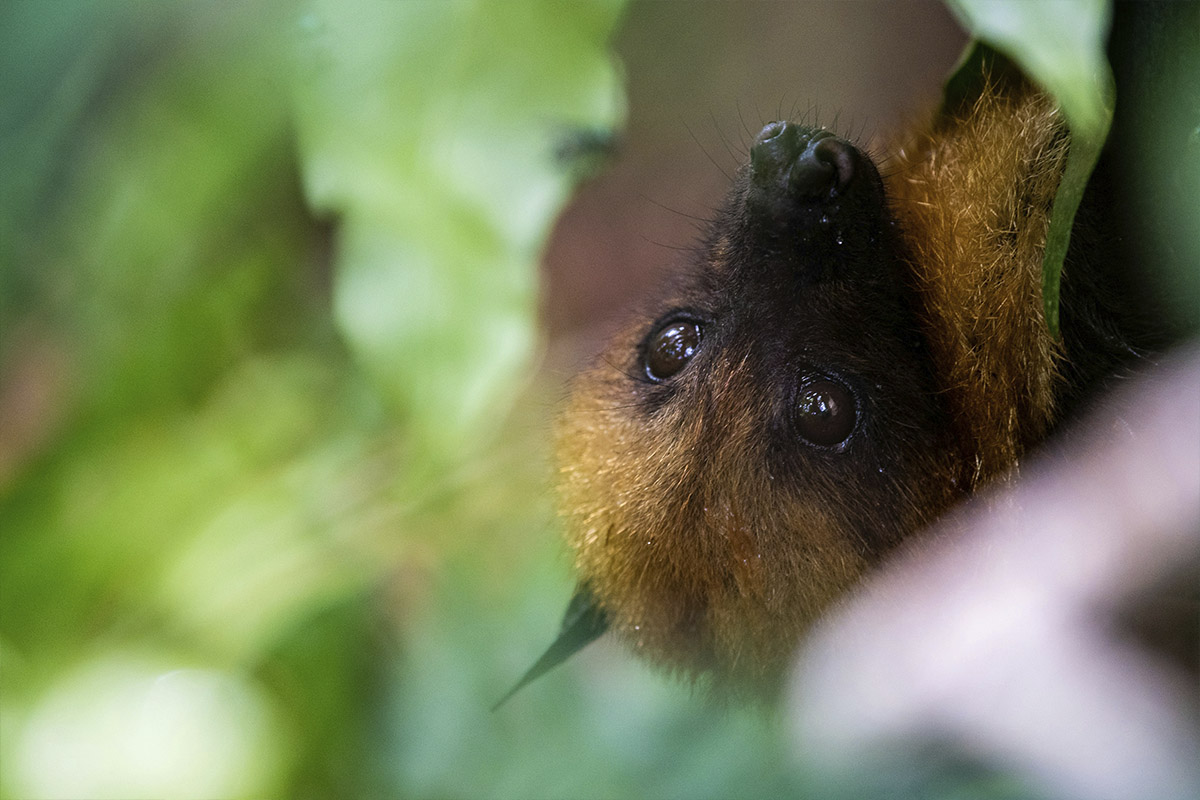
(790, 343, 1200, 800)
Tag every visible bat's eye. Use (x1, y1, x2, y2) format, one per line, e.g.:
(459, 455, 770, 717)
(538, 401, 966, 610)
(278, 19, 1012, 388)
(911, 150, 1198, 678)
(644, 319, 702, 381)
(795, 378, 856, 447)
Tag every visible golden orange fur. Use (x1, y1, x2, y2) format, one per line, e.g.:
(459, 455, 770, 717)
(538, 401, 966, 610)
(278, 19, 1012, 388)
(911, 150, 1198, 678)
(889, 85, 1068, 487)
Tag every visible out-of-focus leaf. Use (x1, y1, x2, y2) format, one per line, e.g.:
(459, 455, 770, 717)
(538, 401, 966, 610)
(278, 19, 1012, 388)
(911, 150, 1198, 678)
(947, 0, 1114, 335)
(1104, 2, 1200, 335)
(0, 353, 404, 797)
(8, 657, 283, 800)
(291, 0, 627, 461)
(948, 0, 1111, 134)
(0, 357, 385, 664)
(0, 2, 324, 437)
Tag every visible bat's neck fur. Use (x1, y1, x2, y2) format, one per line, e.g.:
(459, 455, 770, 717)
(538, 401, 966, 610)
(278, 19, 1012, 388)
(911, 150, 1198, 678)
(889, 84, 1068, 489)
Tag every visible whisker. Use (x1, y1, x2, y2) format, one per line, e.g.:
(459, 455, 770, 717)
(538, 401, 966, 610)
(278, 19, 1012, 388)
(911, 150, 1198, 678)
(684, 120, 732, 182)
(709, 112, 745, 165)
(640, 237, 707, 255)
(735, 98, 753, 140)
(601, 354, 647, 385)
(642, 194, 714, 225)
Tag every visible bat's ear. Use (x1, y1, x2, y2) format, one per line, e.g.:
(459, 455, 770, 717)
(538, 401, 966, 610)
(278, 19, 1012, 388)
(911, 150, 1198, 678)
(492, 584, 609, 711)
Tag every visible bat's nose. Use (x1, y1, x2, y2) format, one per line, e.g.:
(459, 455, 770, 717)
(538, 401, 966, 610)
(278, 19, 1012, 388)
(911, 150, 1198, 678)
(751, 122, 857, 198)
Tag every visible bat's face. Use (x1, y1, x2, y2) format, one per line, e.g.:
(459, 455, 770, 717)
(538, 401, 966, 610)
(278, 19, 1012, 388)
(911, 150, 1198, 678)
(557, 123, 961, 687)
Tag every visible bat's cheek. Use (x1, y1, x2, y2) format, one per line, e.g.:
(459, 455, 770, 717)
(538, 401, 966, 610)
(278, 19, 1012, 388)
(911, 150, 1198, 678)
(558, 454, 868, 683)
(554, 359, 870, 684)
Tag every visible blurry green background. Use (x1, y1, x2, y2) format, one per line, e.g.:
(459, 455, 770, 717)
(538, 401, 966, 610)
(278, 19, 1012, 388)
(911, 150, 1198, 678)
(4, 1, 1122, 798)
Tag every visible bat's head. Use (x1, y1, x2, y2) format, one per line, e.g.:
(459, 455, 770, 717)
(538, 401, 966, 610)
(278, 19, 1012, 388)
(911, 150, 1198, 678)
(557, 123, 961, 688)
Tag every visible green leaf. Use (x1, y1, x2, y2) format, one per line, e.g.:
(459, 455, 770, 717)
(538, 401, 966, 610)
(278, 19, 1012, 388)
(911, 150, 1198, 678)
(947, 0, 1115, 336)
(491, 583, 609, 711)
(291, 0, 627, 460)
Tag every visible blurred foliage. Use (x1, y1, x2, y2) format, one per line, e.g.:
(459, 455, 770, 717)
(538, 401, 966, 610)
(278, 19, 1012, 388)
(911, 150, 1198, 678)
(0, 1, 719, 797)
(2, 1, 1195, 799)
(0, 1, 833, 798)
(291, 0, 627, 464)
